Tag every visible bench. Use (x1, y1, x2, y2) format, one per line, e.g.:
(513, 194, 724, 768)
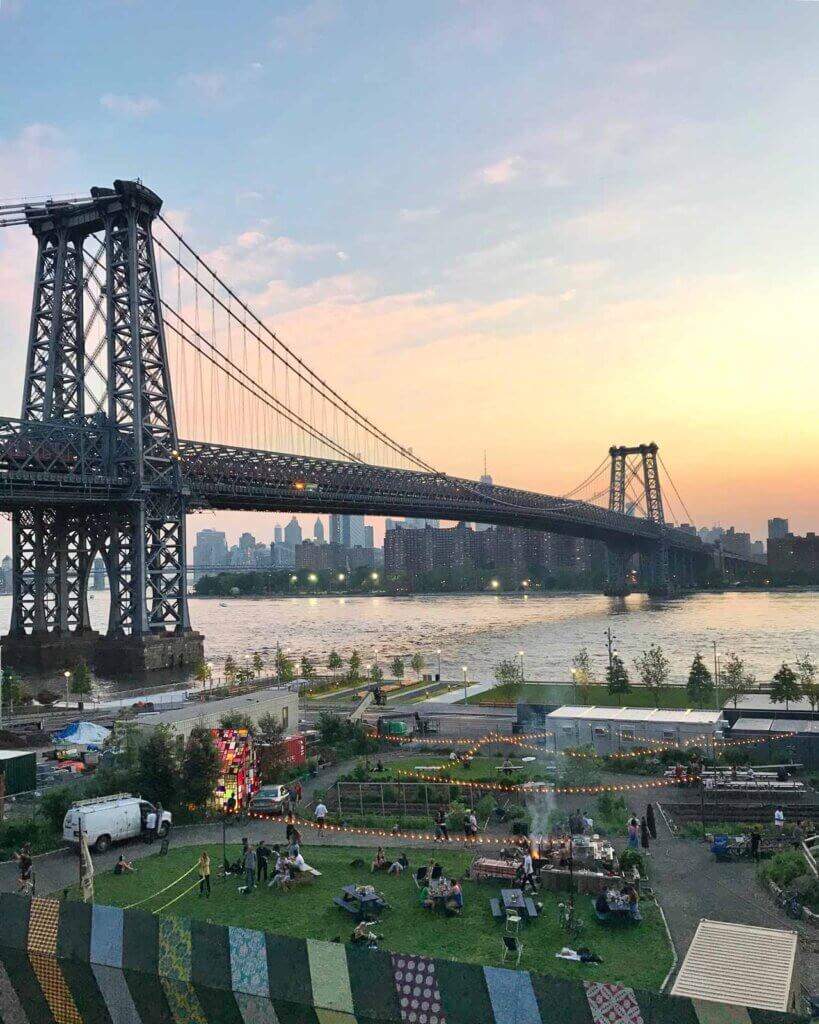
(490, 898, 504, 919)
(333, 897, 360, 916)
(524, 897, 538, 919)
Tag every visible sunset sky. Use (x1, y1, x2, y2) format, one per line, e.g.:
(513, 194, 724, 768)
(1, 1, 817, 550)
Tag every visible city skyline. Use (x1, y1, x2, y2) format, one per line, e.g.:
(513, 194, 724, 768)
(1, 3, 818, 545)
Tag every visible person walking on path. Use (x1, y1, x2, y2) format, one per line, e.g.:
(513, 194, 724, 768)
(198, 851, 211, 898)
(640, 816, 651, 855)
(315, 801, 328, 829)
(294, 781, 303, 805)
(645, 804, 657, 841)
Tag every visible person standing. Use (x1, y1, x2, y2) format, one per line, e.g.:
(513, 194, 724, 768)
(198, 851, 211, 897)
(294, 781, 303, 806)
(468, 810, 478, 841)
(242, 844, 257, 893)
(315, 800, 327, 829)
(774, 808, 785, 834)
(627, 816, 639, 850)
(750, 826, 762, 863)
(257, 841, 270, 883)
(640, 816, 650, 855)
(645, 804, 657, 841)
(155, 803, 164, 839)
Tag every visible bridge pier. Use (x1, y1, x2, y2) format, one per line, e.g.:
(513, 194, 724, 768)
(641, 542, 671, 596)
(604, 544, 632, 597)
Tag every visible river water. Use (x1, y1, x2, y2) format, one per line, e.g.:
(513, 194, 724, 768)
(4, 590, 815, 697)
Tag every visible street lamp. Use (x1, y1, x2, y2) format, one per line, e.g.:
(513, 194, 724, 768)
(436, 648, 442, 680)
(64, 670, 71, 708)
(462, 665, 468, 703)
(604, 628, 616, 679)
(571, 667, 577, 703)
(307, 573, 318, 583)
(337, 573, 345, 583)
(490, 579, 500, 590)
(370, 572, 379, 584)
(518, 650, 525, 683)
(207, 661, 214, 689)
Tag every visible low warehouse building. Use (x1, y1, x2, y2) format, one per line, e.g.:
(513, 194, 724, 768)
(546, 705, 725, 755)
(0, 749, 37, 797)
(133, 685, 298, 746)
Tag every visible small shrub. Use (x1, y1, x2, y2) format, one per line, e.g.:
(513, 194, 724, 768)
(619, 849, 645, 875)
(761, 849, 808, 888)
(511, 814, 532, 836)
(476, 794, 497, 820)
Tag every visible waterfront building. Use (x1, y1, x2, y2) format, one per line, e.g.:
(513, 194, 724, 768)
(193, 529, 229, 580)
(313, 517, 325, 544)
(364, 524, 374, 548)
(270, 542, 295, 568)
(284, 516, 302, 547)
(274, 524, 283, 545)
(768, 531, 819, 583)
(768, 517, 789, 540)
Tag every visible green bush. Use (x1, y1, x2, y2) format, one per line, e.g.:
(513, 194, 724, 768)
(446, 800, 468, 834)
(40, 786, 77, 835)
(761, 849, 808, 888)
(476, 794, 497, 820)
(511, 814, 532, 836)
(619, 849, 645, 875)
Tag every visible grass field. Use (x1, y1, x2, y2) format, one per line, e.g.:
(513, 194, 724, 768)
(374, 753, 558, 784)
(69, 843, 671, 990)
(467, 682, 715, 710)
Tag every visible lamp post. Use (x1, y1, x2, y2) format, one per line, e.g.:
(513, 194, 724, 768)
(712, 640, 721, 710)
(462, 665, 468, 703)
(518, 650, 525, 684)
(207, 661, 214, 690)
(604, 628, 616, 679)
(437, 648, 441, 681)
(64, 670, 71, 709)
(571, 667, 577, 704)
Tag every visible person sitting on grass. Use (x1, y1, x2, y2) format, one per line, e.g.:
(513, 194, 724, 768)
(388, 853, 409, 875)
(594, 891, 610, 920)
(419, 884, 433, 909)
(268, 848, 291, 890)
(621, 883, 641, 922)
(114, 855, 135, 876)
(371, 846, 386, 873)
(445, 879, 464, 916)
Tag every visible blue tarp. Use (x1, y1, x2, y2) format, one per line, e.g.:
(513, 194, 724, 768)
(51, 721, 111, 746)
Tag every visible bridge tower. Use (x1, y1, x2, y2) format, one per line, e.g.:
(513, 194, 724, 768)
(2, 180, 203, 673)
(605, 443, 669, 596)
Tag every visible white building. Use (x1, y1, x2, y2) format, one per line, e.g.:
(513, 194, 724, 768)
(546, 706, 725, 755)
(133, 685, 298, 745)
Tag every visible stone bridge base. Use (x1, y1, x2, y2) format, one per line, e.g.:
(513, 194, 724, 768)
(2, 629, 204, 675)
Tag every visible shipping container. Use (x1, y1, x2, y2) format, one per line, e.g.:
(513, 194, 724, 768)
(284, 733, 306, 767)
(386, 720, 409, 736)
(0, 750, 37, 796)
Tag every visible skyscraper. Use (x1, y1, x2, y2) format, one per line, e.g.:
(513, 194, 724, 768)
(193, 529, 229, 580)
(274, 524, 283, 545)
(314, 517, 326, 544)
(329, 514, 366, 548)
(364, 524, 374, 548)
(768, 517, 789, 540)
(475, 454, 493, 532)
(284, 516, 303, 547)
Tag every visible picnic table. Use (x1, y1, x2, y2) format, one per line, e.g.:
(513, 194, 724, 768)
(333, 884, 387, 921)
(501, 888, 538, 919)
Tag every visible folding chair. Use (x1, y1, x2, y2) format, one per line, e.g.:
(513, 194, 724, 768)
(502, 935, 522, 966)
(505, 909, 521, 934)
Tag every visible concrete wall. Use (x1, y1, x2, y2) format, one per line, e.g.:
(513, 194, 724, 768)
(133, 689, 298, 744)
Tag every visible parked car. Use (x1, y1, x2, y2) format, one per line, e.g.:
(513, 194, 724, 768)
(63, 793, 172, 852)
(249, 784, 291, 816)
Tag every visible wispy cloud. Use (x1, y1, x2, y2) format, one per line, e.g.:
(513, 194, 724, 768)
(477, 156, 521, 186)
(99, 93, 160, 117)
(181, 71, 228, 103)
(237, 190, 264, 202)
(271, 0, 340, 50)
(398, 206, 440, 224)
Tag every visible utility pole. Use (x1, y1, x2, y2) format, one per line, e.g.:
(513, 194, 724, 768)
(712, 640, 720, 711)
(605, 628, 616, 678)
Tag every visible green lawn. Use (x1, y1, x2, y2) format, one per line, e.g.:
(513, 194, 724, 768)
(467, 682, 715, 710)
(67, 843, 671, 990)
(376, 753, 558, 784)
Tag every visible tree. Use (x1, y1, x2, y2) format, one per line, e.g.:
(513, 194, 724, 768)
(224, 655, 238, 684)
(219, 711, 256, 733)
(194, 660, 211, 687)
(634, 644, 671, 706)
(328, 650, 342, 679)
(796, 654, 818, 714)
(236, 664, 253, 683)
(410, 653, 425, 680)
(252, 651, 264, 677)
(300, 655, 315, 681)
(180, 725, 221, 808)
(771, 663, 801, 711)
(70, 660, 93, 708)
(606, 654, 631, 694)
(720, 652, 754, 709)
(348, 650, 362, 681)
(494, 658, 523, 698)
(571, 647, 596, 704)
(275, 647, 295, 683)
(137, 726, 180, 807)
(686, 653, 714, 707)
(1, 667, 23, 714)
(256, 712, 286, 780)
(370, 664, 384, 683)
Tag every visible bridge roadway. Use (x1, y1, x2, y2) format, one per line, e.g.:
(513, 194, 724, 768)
(0, 417, 710, 556)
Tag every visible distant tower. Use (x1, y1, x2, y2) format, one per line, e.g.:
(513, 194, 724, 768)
(476, 451, 493, 531)
(274, 524, 283, 545)
(284, 517, 302, 547)
(314, 517, 326, 544)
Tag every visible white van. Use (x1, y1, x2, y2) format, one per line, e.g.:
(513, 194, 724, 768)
(63, 793, 172, 852)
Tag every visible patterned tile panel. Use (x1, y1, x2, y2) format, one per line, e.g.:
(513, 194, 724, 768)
(27, 899, 60, 956)
(391, 954, 445, 1024)
(585, 983, 644, 1024)
(230, 927, 270, 998)
(160, 978, 208, 1024)
(92, 964, 143, 1024)
(484, 966, 541, 1024)
(158, 916, 192, 983)
(29, 954, 83, 1024)
(235, 992, 280, 1024)
(306, 940, 354, 1016)
(91, 905, 125, 969)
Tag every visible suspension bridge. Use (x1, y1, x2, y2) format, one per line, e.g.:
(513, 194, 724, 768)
(0, 181, 761, 673)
